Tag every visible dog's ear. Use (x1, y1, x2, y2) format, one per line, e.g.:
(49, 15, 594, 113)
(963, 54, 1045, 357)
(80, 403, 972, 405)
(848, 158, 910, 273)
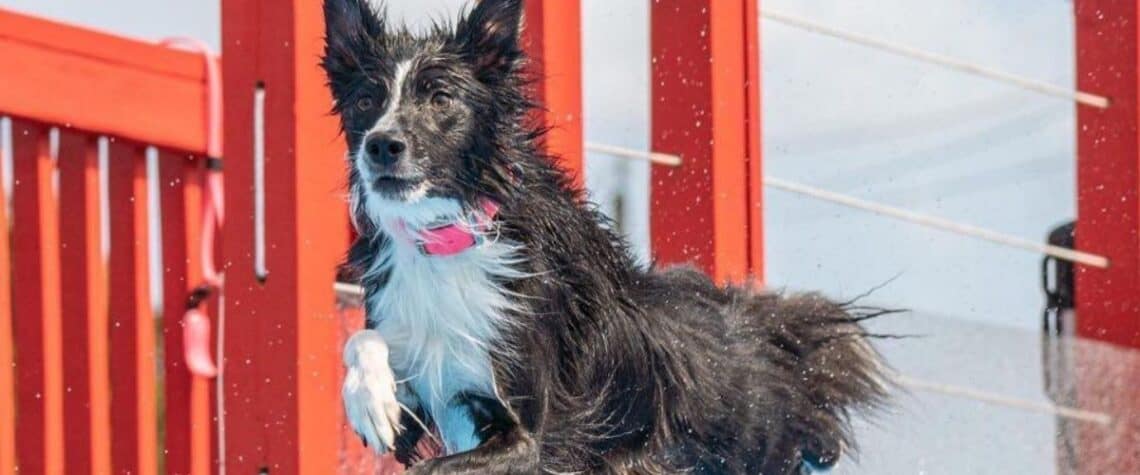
(321, 0, 385, 80)
(455, 0, 525, 81)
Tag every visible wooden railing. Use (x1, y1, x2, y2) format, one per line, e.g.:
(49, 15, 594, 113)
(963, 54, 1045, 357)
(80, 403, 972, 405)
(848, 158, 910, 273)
(0, 8, 215, 474)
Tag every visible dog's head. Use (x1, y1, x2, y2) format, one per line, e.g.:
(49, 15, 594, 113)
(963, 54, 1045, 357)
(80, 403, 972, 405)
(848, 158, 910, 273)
(322, 0, 530, 228)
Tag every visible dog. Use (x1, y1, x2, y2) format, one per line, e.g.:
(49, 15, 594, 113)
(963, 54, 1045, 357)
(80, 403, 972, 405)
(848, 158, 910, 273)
(324, 0, 888, 473)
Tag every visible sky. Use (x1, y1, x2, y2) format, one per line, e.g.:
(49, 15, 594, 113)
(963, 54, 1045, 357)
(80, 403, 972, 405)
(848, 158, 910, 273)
(0, 0, 1079, 330)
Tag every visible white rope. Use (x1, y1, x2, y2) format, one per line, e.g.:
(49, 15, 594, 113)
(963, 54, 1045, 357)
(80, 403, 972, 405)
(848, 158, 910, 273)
(586, 142, 683, 167)
(214, 289, 227, 475)
(573, 143, 1109, 268)
(765, 176, 1109, 268)
(761, 9, 1110, 109)
(335, 281, 365, 306)
(331, 282, 1111, 425)
(253, 84, 269, 282)
(893, 373, 1112, 426)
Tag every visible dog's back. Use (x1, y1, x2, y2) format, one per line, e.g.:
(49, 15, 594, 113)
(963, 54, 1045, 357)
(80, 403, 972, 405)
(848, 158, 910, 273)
(535, 267, 889, 474)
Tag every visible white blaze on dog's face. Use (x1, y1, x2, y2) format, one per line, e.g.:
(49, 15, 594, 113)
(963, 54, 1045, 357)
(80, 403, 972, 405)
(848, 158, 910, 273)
(321, 0, 527, 227)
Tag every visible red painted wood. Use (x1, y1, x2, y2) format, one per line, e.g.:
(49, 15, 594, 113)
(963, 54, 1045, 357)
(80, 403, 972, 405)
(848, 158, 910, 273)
(222, 0, 349, 472)
(159, 152, 192, 475)
(523, 0, 584, 185)
(218, 0, 264, 469)
(57, 131, 113, 474)
(0, 8, 211, 154)
(0, 120, 13, 475)
(650, 0, 762, 284)
(1073, 2, 1140, 473)
(0, 7, 206, 80)
(744, 0, 765, 285)
(159, 151, 215, 475)
(1074, 0, 1140, 348)
(10, 121, 64, 473)
(107, 141, 158, 475)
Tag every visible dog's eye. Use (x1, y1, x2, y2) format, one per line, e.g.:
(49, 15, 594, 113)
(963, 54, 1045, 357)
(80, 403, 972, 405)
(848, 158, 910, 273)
(355, 97, 374, 111)
(431, 92, 453, 108)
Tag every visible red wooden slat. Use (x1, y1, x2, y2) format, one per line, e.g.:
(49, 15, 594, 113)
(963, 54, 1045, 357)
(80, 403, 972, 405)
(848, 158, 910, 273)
(0, 121, 17, 475)
(159, 151, 215, 475)
(650, 0, 762, 284)
(1074, 0, 1140, 348)
(107, 140, 158, 475)
(158, 151, 192, 475)
(57, 131, 112, 474)
(743, 0, 765, 284)
(10, 120, 65, 473)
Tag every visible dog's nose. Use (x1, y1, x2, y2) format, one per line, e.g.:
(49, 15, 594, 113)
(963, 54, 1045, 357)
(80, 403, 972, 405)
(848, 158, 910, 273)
(363, 132, 407, 168)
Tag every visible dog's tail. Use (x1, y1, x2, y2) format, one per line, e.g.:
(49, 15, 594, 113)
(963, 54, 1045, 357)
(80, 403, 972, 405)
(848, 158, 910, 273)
(749, 292, 895, 472)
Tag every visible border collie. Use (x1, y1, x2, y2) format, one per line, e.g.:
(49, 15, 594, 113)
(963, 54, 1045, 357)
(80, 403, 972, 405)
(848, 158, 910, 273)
(325, 1, 888, 473)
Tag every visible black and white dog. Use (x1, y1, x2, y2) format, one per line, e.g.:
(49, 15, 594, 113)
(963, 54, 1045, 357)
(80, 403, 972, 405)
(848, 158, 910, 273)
(326, 0, 888, 473)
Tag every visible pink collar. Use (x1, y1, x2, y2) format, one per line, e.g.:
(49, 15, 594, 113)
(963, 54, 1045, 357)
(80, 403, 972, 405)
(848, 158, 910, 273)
(395, 200, 501, 256)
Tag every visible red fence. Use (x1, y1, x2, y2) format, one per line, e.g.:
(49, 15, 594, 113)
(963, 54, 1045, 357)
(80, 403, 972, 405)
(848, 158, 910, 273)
(0, 8, 215, 474)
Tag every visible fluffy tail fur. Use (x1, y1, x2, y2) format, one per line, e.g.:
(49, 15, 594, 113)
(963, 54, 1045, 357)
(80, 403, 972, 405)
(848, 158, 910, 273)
(748, 292, 894, 471)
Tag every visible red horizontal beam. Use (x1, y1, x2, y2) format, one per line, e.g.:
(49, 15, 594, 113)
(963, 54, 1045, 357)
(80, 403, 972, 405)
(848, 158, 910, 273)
(0, 8, 212, 153)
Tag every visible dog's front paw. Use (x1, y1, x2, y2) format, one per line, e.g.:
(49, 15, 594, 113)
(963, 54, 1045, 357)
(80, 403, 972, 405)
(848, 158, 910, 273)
(343, 329, 403, 453)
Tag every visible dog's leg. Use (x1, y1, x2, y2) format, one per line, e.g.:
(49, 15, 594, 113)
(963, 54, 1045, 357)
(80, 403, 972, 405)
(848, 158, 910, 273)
(393, 405, 429, 466)
(342, 329, 405, 452)
(406, 393, 538, 475)
(406, 425, 538, 475)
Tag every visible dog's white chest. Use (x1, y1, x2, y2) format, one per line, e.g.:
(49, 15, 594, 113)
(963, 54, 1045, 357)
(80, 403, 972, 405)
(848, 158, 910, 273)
(367, 238, 523, 453)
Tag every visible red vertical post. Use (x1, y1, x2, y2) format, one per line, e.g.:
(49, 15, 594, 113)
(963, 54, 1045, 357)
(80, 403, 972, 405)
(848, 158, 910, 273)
(744, 0, 764, 280)
(222, 0, 349, 472)
(523, 0, 584, 185)
(107, 141, 158, 475)
(1074, 0, 1140, 348)
(1072, 3, 1140, 474)
(57, 131, 112, 474)
(0, 121, 13, 475)
(10, 121, 64, 474)
(650, 0, 764, 284)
